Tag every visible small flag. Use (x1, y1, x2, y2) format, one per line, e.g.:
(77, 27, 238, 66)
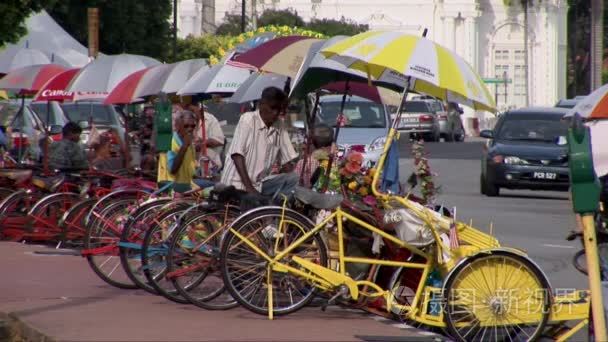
(449, 207, 460, 249)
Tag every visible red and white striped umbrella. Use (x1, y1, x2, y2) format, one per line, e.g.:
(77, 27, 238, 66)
(104, 59, 208, 104)
(33, 68, 107, 102)
(566, 84, 608, 120)
(0, 64, 68, 92)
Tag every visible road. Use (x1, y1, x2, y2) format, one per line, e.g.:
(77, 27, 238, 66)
(0, 140, 588, 341)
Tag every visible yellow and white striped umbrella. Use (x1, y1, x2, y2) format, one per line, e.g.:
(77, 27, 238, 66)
(320, 31, 496, 112)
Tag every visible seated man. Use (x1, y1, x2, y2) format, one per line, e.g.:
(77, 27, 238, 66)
(49, 122, 88, 170)
(221, 87, 298, 199)
(157, 110, 213, 193)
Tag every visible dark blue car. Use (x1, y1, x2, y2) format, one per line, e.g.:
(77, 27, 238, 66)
(480, 107, 570, 197)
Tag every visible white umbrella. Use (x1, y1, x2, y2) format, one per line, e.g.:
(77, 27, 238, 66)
(67, 54, 160, 94)
(0, 46, 67, 74)
(177, 63, 251, 96)
(229, 72, 288, 103)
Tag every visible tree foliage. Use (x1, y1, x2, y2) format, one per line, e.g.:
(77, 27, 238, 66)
(307, 17, 368, 36)
(46, 0, 172, 61)
(216, 13, 247, 36)
(174, 35, 230, 62)
(0, 0, 58, 47)
(258, 9, 305, 28)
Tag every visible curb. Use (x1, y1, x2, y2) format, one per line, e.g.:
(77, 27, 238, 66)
(0, 312, 56, 342)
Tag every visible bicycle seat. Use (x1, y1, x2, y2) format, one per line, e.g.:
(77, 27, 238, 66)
(294, 186, 343, 210)
(32, 175, 65, 192)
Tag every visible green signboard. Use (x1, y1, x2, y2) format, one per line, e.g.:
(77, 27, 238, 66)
(483, 78, 512, 84)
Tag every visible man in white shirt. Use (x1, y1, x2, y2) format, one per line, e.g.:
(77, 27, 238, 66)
(221, 87, 298, 199)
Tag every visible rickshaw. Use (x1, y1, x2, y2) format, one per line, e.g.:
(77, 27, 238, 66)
(217, 32, 590, 341)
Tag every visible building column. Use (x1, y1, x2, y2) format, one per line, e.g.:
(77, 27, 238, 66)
(443, 16, 456, 51)
(464, 16, 478, 69)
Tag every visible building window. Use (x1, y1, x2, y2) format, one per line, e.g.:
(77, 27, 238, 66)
(495, 50, 509, 60)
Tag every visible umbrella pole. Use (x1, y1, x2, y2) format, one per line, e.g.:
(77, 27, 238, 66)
(300, 92, 320, 186)
(321, 79, 350, 192)
(18, 94, 24, 164)
(200, 104, 209, 178)
(43, 100, 50, 174)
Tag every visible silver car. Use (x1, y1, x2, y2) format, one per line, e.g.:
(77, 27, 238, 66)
(395, 100, 440, 142)
(295, 95, 390, 166)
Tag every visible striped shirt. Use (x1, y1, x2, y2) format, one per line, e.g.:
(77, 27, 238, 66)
(221, 110, 297, 191)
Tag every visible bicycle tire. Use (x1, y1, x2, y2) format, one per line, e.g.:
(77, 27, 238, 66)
(220, 207, 328, 317)
(84, 198, 140, 289)
(141, 203, 200, 303)
(444, 250, 551, 342)
(168, 207, 240, 310)
(58, 197, 98, 246)
(27, 192, 82, 242)
(0, 190, 43, 241)
(119, 198, 174, 294)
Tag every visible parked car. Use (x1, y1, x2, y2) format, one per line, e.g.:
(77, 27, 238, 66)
(294, 95, 390, 166)
(0, 101, 52, 160)
(28, 100, 68, 142)
(58, 101, 129, 160)
(479, 107, 570, 196)
(555, 96, 585, 109)
(395, 100, 440, 141)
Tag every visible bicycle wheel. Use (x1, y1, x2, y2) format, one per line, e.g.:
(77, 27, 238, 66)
(0, 190, 43, 241)
(119, 198, 174, 294)
(444, 250, 551, 342)
(168, 206, 240, 310)
(28, 192, 81, 242)
(59, 197, 98, 247)
(83, 198, 140, 289)
(220, 207, 328, 317)
(572, 243, 608, 277)
(141, 203, 198, 303)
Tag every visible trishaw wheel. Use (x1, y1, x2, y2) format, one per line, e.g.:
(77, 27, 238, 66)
(220, 208, 328, 316)
(444, 250, 550, 342)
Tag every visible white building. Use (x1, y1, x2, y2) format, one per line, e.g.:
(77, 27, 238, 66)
(180, 0, 569, 118)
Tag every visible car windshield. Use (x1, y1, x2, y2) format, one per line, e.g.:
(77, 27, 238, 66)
(60, 103, 115, 125)
(317, 101, 386, 128)
(30, 102, 66, 126)
(496, 114, 568, 142)
(401, 101, 432, 113)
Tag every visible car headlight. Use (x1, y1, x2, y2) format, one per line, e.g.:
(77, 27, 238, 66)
(367, 136, 387, 152)
(503, 156, 529, 165)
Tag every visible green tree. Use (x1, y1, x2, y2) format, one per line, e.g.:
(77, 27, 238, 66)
(216, 13, 247, 36)
(46, 0, 172, 61)
(174, 35, 230, 62)
(257, 9, 305, 27)
(0, 0, 58, 47)
(306, 17, 368, 37)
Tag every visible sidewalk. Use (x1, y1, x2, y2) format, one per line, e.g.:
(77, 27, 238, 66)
(0, 242, 443, 342)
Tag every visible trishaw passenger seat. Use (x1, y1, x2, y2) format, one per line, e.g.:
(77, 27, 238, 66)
(0, 169, 32, 184)
(32, 175, 65, 192)
(294, 186, 343, 210)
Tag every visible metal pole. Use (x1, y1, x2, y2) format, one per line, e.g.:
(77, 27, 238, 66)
(173, 0, 178, 61)
(582, 213, 608, 341)
(241, 0, 246, 33)
(503, 71, 507, 106)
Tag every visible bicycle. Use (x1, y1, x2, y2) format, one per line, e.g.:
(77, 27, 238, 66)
(219, 129, 590, 342)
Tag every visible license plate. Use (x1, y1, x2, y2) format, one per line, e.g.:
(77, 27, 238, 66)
(401, 117, 417, 124)
(533, 172, 557, 180)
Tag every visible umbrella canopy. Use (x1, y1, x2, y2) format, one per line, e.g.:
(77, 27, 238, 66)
(33, 68, 107, 102)
(320, 31, 496, 112)
(67, 54, 161, 95)
(234, 32, 278, 54)
(230, 36, 323, 79)
(321, 81, 397, 105)
(565, 84, 608, 120)
(0, 46, 70, 74)
(0, 91, 8, 100)
(177, 63, 251, 97)
(0, 64, 68, 92)
(104, 59, 208, 104)
(229, 72, 288, 104)
(290, 36, 405, 98)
